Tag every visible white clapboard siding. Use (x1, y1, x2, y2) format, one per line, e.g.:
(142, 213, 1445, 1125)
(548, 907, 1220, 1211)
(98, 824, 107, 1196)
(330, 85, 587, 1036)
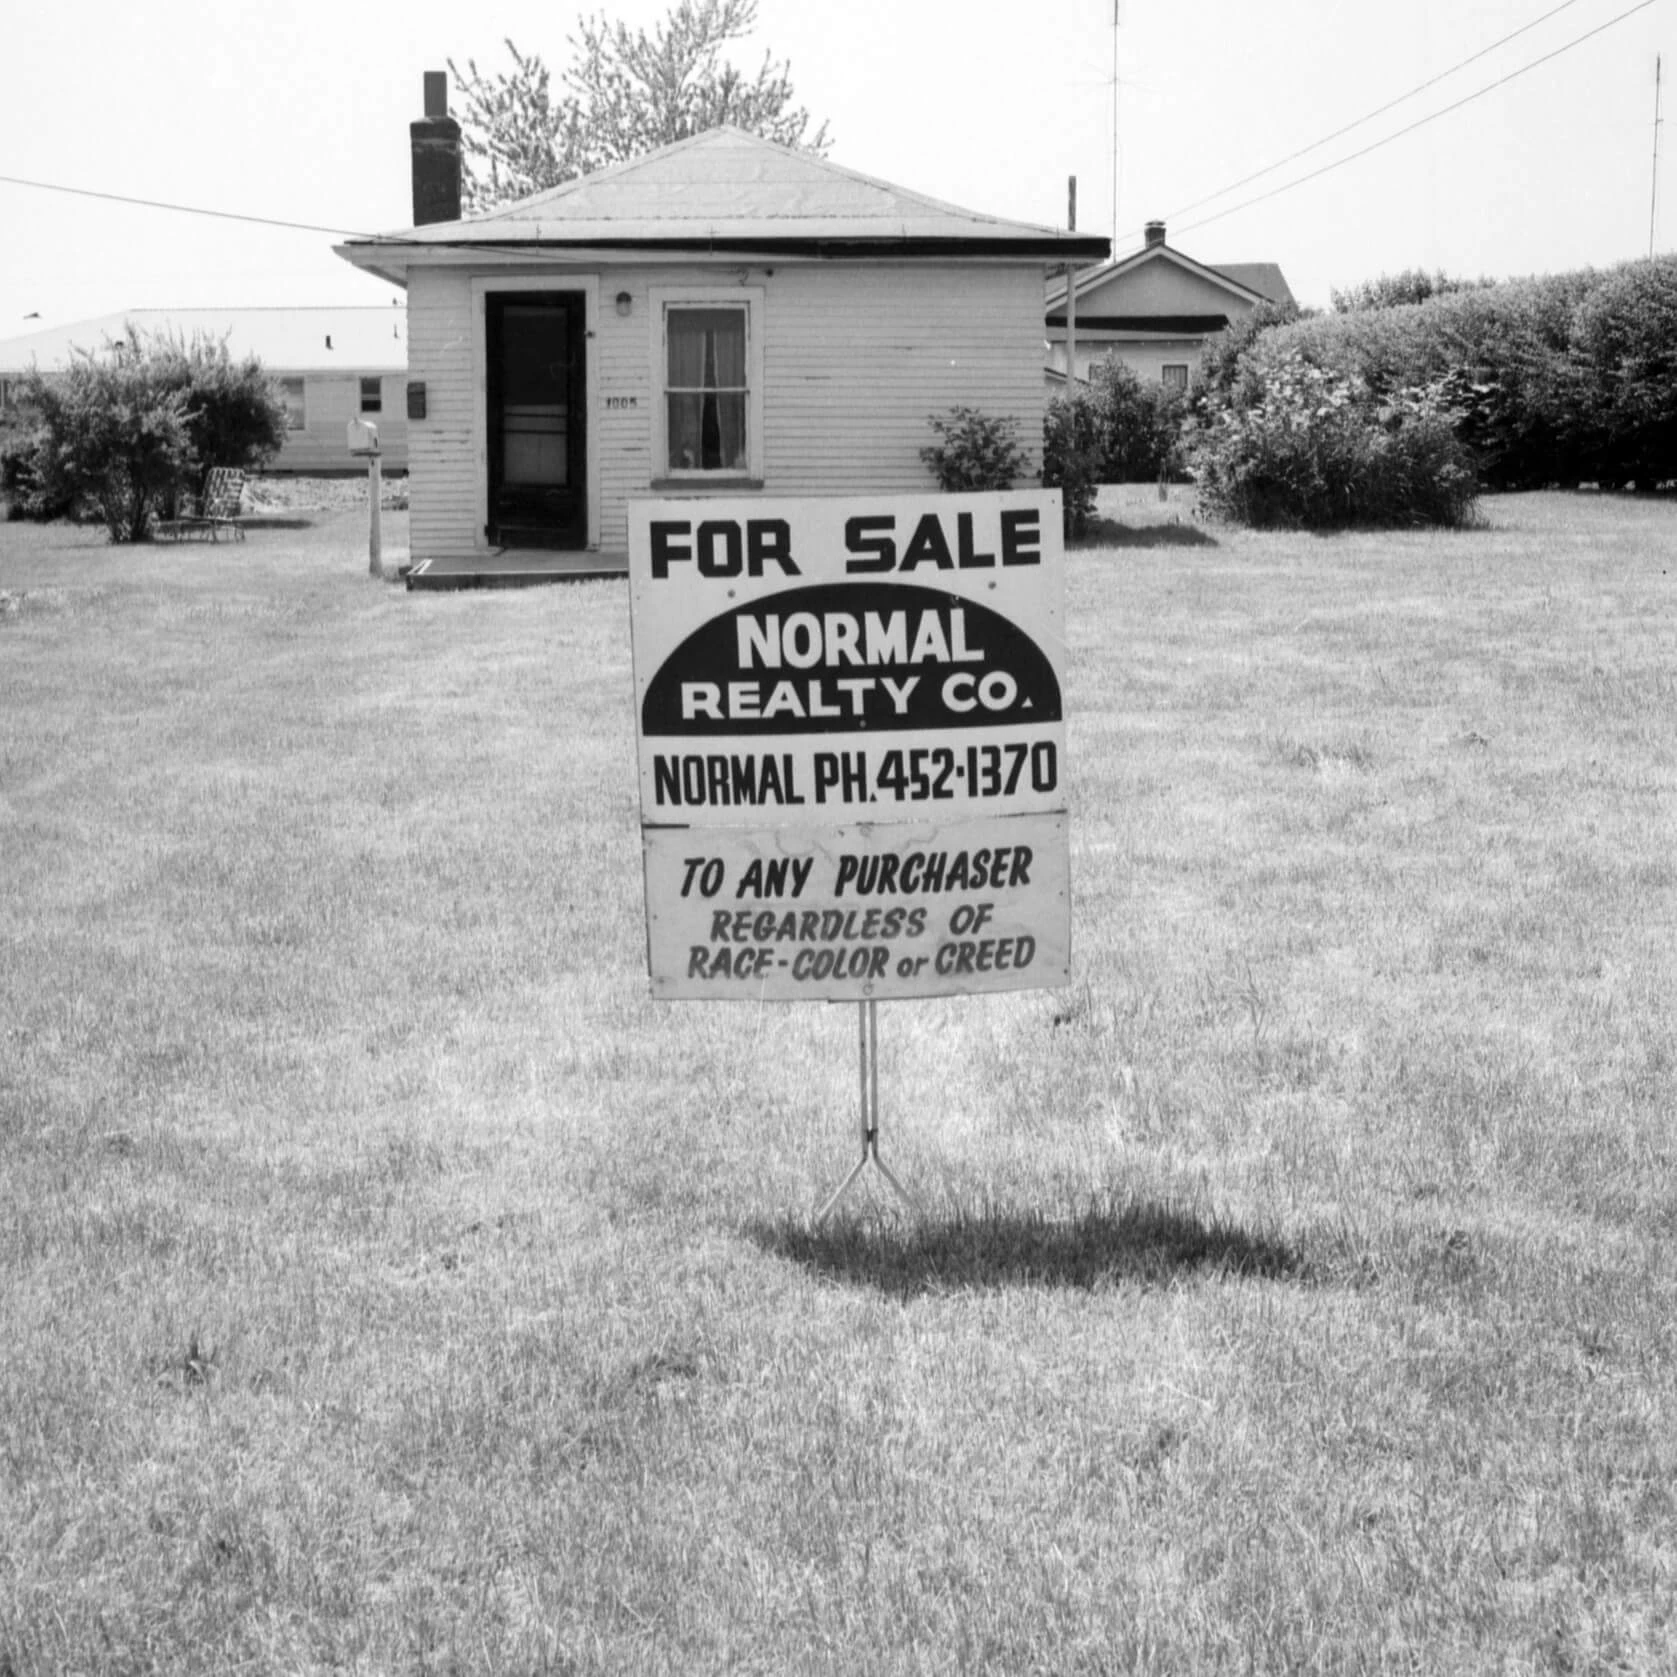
(404, 260, 1049, 565)
(1078, 259, 1250, 317)
(761, 264, 1046, 495)
(406, 269, 479, 561)
(593, 276, 656, 558)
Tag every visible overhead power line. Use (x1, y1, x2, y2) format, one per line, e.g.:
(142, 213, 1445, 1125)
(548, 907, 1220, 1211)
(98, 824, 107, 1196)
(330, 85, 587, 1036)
(0, 173, 382, 241)
(2, 0, 1662, 262)
(1121, 0, 1660, 248)
(1162, 0, 1597, 226)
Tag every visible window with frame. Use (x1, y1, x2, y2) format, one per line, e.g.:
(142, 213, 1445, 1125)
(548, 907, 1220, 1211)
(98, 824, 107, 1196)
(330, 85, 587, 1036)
(664, 305, 749, 474)
(1161, 363, 1189, 391)
(359, 376, 383, 414)
(279, 378, 306, 431)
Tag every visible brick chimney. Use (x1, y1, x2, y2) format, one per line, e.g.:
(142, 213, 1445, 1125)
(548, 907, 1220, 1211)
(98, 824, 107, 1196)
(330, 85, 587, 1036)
(1144, 220, 1167, 248)
(410, 71, 461, 227)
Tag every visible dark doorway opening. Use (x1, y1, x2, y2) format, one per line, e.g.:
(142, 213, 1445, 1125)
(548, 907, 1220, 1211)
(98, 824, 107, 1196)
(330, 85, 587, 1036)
(486, 292, 587, 549)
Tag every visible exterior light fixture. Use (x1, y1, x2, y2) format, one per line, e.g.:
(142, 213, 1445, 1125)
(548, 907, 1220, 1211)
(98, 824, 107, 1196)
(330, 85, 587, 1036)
(615, 291, 633, 317)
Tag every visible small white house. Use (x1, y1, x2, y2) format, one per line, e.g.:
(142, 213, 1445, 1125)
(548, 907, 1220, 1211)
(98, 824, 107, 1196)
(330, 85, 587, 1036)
(0, 307, 410, 473)
(334, 81, 1107, 587)
(1047, 221, 1295, 387)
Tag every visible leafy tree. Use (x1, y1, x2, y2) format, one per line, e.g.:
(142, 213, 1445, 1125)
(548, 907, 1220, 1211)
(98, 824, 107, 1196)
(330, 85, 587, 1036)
(450, 0, 831, 214)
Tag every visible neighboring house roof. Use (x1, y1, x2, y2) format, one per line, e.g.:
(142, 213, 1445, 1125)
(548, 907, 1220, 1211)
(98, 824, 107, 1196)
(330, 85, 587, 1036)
(0, 307, 409, 376)
(337, 126, 1109, 285)
(1046, 239, 1295, 322)
(1212, 263, 1295, 307)
(1042, 364, 1093, 395)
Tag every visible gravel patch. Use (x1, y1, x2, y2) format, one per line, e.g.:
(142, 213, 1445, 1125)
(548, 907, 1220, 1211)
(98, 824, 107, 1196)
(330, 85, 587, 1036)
(246, 475, 409, 513)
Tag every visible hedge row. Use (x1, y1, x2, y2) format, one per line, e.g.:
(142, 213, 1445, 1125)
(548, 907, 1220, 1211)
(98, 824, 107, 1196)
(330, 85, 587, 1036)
(1248, 257, 1677, 491)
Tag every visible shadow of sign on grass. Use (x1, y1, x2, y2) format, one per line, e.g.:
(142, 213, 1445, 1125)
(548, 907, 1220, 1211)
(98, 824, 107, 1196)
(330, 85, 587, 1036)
(746, 1196, 1302, 1297)
(1073, 517, 1219, 551)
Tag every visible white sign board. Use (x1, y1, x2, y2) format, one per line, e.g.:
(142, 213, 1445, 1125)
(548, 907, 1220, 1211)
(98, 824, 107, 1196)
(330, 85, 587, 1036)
(628, 491, 1069, 1001)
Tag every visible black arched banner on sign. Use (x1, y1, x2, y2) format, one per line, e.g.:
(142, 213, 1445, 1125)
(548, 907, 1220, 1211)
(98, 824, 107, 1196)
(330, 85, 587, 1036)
(641, 583, 1062, 737)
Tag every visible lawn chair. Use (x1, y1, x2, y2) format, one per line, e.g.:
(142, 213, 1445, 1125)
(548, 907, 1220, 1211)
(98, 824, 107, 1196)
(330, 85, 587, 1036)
(200, 468, 246, 541)
(157, 467, 246, 542)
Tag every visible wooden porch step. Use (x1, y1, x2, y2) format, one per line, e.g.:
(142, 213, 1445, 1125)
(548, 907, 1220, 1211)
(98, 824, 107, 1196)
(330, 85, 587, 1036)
(403, 551, 628, 591)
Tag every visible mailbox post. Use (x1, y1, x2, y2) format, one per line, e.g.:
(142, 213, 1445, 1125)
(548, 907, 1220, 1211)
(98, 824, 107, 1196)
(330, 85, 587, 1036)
(347, 418, 382, 577)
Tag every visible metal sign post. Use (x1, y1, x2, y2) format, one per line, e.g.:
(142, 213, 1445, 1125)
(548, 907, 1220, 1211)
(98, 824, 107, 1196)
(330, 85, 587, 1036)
(814, 1001, 923, 1227)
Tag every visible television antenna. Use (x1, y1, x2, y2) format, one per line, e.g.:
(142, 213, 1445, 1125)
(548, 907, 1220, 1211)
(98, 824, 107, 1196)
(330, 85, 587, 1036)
(1652, 53, 1664, 257)
(1111, 2, 1121, 246)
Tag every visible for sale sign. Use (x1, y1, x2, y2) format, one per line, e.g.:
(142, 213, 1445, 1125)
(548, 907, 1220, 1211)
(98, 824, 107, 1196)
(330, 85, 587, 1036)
(628, 491, 1069, 1001)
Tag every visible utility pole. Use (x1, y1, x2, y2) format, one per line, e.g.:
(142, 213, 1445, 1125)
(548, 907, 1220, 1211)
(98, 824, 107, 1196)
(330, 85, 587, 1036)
(1067, 175, 1078, 385)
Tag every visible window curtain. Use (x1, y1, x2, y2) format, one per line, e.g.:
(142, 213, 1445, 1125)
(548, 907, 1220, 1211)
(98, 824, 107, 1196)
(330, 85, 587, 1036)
(667, 309, 746, 471)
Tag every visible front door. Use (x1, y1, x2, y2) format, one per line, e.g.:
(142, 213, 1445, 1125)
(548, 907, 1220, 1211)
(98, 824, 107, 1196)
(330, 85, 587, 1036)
(486, 292, 587, 549)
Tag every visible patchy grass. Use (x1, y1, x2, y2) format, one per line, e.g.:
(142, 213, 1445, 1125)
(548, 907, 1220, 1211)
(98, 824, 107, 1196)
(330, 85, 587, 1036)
(1, 494, 1675, 1673)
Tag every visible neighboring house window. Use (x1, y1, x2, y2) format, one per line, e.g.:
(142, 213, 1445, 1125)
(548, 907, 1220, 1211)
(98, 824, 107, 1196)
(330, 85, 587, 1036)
(0, 377, 13, 413)
(359, 376, 383, 415)
(652, 288, 764, 481)
(1162, 364, 1189, 391)
(280, 378, 306, 431)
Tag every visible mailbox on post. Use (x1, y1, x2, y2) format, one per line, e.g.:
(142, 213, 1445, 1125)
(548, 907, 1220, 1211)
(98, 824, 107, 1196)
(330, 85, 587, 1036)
(347, 420, 384, 577)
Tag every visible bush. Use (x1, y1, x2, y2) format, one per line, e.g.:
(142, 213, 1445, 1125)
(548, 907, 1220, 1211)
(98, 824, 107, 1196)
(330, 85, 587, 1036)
(920, 407, 1030, 491)
(154, 332, 289, 487)
(17, 349, 196, 542)
(1187, 349, 1478, 530)
(1196, 299, 1302, 399)
(1041, 389, 1103, 538)
(2, 429, 79, 522)
(1086, 360, 1188, 483)
(7, 324, 288, 540)
(1330, 268, 1491, 313)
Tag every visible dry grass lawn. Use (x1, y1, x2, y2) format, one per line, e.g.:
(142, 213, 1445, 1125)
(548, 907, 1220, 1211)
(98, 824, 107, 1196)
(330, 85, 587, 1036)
(1, 490, 1674, 1673)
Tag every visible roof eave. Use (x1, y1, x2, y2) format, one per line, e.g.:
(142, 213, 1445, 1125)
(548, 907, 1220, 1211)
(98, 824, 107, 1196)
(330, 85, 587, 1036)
(1048, 243, 1273, 311)
(337, 233, 1110, 273)
(334, 244, 412, 289)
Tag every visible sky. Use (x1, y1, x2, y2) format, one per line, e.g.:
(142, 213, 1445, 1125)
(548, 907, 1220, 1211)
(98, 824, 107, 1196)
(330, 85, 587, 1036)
(0, 0, 1669, 334)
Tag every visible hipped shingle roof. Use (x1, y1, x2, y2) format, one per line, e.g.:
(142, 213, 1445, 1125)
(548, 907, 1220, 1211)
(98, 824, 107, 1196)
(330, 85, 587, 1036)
(340, 127, 1109, 264)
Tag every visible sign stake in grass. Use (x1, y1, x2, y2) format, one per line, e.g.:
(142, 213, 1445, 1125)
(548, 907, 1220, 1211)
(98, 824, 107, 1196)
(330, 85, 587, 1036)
(813, 998, 923, 1226)
(629, 491, 1071, 1218)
